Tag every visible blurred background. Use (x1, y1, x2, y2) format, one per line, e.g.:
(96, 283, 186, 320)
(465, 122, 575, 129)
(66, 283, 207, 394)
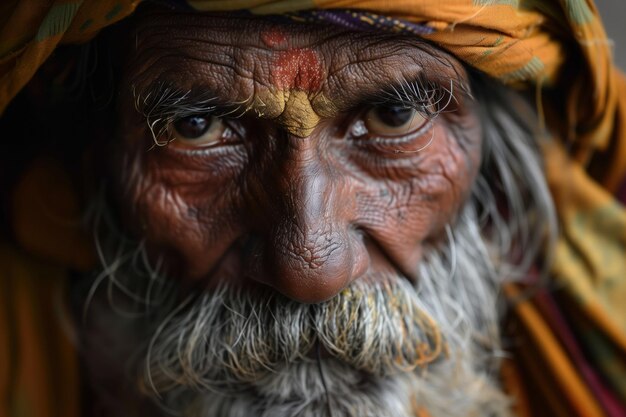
(596, 0, 626, 70)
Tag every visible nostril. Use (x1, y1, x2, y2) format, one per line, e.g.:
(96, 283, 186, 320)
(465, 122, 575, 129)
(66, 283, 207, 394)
(261, 226, 356, 303)
(240, 234, 260, 257)
(240, 234, 264, 277)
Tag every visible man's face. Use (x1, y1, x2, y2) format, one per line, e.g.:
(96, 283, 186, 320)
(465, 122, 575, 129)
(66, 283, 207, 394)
(113, 10, 482, 302)
(94, 7, 509, 417)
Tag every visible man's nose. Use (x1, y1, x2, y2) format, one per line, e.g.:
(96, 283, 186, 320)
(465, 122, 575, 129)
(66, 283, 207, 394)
(247, 133, 369, 303)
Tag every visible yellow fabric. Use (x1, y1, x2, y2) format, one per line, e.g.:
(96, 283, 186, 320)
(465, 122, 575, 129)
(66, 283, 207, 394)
(1, 1, 625, 417)
(0, 242, 79, 417)
(504, 283, 607, 417)
(0, 0, 139, 116)
(12, 158, 96, 272)
(1, 158, 91, 417)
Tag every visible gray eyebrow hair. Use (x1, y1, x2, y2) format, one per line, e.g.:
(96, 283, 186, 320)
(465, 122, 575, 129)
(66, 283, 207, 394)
(333, 63, 473, 117)
(372, 76, 462, 119)
(132, 81, 234, 147)
(132, 69, 472, 147)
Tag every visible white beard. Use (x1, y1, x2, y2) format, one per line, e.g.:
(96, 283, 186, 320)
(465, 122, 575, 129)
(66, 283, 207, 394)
(183, 360, 419, 417)
(184, 358, 512, 417)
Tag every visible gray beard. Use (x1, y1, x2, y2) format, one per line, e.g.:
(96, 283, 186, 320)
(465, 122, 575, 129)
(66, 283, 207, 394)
(76, 76, 555, 417)
(77, 201, 514, 417)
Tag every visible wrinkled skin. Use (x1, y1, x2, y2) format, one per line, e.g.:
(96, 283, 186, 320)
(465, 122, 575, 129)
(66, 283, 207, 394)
(110, 8, 483, 303)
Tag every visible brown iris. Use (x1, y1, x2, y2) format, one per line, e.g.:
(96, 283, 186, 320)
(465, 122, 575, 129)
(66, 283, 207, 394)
(365, 105, 427, 136)
(171, 115, 226, 146)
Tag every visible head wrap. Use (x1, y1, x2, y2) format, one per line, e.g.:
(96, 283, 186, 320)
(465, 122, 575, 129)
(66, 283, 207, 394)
(1, 1, 625, 417)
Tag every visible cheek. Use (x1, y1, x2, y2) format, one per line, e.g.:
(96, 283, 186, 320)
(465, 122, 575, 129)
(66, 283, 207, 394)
(355, 124, 481, 264)
(414, 130, 480, 226)
(116, 145, 245, 280)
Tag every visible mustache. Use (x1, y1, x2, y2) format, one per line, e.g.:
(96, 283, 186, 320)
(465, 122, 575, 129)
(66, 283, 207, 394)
(144, 275, 444, 395)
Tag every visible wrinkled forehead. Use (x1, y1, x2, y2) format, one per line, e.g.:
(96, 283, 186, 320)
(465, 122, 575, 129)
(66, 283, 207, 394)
(122, 7, 469, 114)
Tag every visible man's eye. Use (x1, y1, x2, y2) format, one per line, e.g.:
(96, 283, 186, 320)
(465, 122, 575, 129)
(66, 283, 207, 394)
(171, 115, 225, 147)
(364, 105, 427, 137)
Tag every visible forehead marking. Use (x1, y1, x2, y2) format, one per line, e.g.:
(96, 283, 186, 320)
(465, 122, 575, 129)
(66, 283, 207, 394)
(252, 35, 329, 137)
(272, 48, 323, 93)
(247, 46, 327, 137)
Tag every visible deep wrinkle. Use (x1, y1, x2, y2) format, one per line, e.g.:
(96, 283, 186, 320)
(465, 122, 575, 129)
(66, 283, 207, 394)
(127, 15, 464, 123)
(113, 11, 482, 302)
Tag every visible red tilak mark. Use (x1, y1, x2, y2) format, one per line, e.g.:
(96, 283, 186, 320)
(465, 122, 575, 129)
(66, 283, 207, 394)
(261, 28, 287, 47)
(272, 48, 323, 92)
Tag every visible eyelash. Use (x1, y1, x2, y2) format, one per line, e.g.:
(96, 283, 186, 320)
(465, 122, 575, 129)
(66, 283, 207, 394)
(133, 83, 221, 147)
(368, 77, 457, 120)
(346, 78, 459, 155)
(134, 76, 459, 150)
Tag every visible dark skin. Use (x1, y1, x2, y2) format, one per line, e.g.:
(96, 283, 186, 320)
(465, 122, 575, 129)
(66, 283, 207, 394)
(110, 9, 483, 303)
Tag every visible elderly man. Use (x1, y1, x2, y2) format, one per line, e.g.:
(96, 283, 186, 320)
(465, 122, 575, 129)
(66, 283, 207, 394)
(1, 1, 625, 417)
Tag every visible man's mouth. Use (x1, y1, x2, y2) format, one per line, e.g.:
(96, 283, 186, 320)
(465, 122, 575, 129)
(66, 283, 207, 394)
(140, 271, 446, 398)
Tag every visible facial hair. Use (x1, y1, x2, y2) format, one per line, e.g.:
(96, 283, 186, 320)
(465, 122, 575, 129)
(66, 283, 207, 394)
(77, 198, 513, 417)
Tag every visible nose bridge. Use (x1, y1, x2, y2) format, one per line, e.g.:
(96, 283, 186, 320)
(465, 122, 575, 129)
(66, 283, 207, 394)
(280, 135, 334, 225)
(255, 133, 365, 303)
(272, 134, 344, 264)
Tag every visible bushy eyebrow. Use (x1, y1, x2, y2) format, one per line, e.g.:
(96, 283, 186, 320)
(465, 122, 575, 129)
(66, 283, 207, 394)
(356, 73, 471, 119)
(132, 82, 238, 146)
(320, 40, 472, 110)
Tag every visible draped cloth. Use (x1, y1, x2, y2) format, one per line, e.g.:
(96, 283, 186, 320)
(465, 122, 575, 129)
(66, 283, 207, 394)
(1, 1, 625, 416)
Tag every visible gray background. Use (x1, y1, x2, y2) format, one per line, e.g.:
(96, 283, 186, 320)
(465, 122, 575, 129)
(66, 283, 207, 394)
(596, 0, 626, 70)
